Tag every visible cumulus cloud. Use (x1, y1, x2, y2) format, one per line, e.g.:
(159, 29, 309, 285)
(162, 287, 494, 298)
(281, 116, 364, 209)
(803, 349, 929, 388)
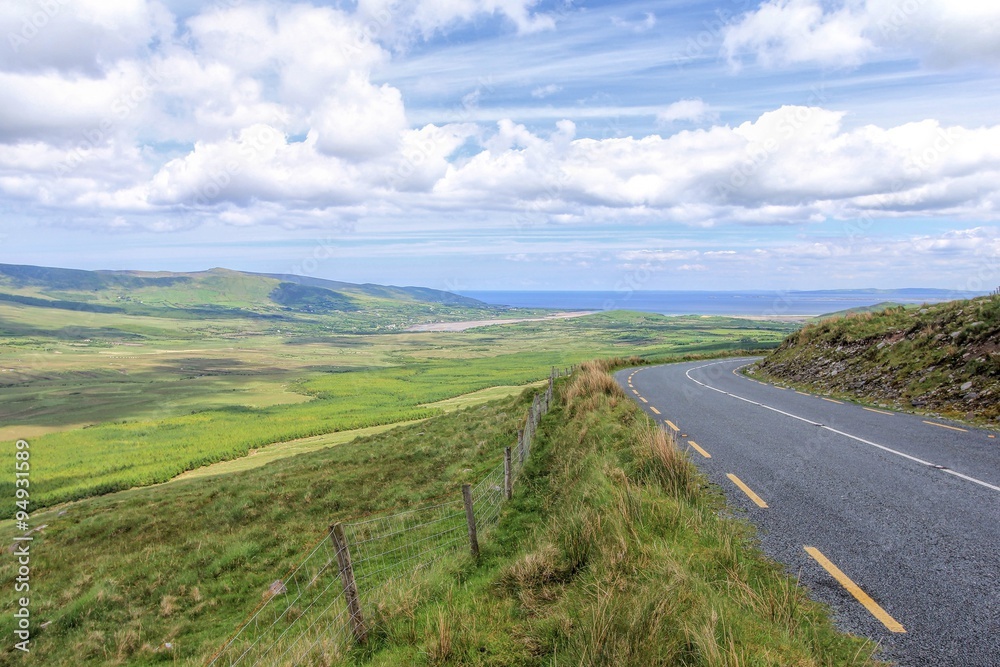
(1, 0, 998, 240)
(723, 0, 1000, 69)
(0, 0, 174, 74)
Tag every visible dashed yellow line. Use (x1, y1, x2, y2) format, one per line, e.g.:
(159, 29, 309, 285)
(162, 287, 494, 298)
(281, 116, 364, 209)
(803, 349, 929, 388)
(796, 391, 811, 396)
(804, 546, 905, 633)
(863, 407, 894, 416)
(687, 440, 711, 458)
(726, 473, 768, 508)
(649, 406, 660, 415)
(639, 397, 648, 403)
(664, 420, 679, 432)
(822, 397, 844, 405)
(632, 389, 640, 396)
(923, 420, 967, 433)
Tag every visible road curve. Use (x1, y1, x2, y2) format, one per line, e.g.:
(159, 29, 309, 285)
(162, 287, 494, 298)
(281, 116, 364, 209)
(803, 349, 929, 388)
(616, 358, 1000, 667)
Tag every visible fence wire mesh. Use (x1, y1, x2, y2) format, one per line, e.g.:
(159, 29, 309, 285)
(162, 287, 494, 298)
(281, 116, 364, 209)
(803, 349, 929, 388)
(207, 535, 352, 666)
(342, 498, 467, 602)
(207, 370, 567, 666)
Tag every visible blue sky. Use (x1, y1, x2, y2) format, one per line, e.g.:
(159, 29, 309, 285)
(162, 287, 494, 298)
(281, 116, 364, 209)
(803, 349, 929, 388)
(1, 0, 999, 292)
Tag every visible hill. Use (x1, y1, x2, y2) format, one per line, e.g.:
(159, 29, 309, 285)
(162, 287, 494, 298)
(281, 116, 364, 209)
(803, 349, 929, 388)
(0, 263, 488, 319)
(811, 301, 905, 321)
(751, 296, 1000, 423)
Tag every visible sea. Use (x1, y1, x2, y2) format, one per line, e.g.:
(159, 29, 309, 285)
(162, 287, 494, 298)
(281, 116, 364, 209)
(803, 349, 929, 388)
(458, 289, 987, 318)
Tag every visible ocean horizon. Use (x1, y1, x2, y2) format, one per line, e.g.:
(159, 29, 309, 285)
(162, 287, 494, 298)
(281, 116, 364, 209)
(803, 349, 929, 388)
(458, 289, 987, 317)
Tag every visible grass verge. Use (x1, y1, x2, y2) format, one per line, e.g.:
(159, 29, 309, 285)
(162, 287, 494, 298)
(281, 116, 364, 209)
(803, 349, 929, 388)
(347, 359, 883, 666)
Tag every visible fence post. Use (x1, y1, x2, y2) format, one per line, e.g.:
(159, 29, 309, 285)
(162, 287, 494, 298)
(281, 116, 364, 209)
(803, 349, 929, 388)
(518, 429, 525, 464)
(462, 483, 480, 559)
(504, 447, 513, 499)
(330, 522, 367, 643)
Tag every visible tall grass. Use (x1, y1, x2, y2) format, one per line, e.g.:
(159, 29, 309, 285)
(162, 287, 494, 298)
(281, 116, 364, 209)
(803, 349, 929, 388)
(353, 362, 883, 666)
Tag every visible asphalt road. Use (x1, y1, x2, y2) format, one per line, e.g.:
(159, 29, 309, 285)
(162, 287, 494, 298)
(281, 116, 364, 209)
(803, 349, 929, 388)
(616, 358, 1000, 667)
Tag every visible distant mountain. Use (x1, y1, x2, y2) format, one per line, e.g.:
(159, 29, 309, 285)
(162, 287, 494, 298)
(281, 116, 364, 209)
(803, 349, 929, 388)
(259, 272, 485, 307)
(0, 263, 488, 318)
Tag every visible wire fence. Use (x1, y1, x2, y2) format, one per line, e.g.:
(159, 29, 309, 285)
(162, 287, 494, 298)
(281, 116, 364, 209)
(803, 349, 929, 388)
(206, 367, 571, 667)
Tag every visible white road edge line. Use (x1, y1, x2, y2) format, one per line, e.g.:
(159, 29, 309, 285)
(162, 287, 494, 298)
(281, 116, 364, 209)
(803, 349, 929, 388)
(685, 360, 1000, 494)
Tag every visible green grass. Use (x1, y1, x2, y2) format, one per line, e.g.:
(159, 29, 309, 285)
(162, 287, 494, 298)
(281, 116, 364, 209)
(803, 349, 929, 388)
(331, 361, 883, 666)
(1, 301, 796, 515)
(753, 296, 1000, 424)
(0, 390, 541, 666)
(0, 363, 879, 666)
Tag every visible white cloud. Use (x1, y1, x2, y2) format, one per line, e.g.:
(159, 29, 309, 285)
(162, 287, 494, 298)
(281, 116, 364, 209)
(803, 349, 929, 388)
(612, 12, 656, 33)
(656, 99, 713, 124)
(1, 0, 999, 243)
(309, 74, 408, 160)
(0, 0, 174, 74)
(724, 0, 1000, 69)
(355, 0, 555, 42)
(531, 84, 562, 99)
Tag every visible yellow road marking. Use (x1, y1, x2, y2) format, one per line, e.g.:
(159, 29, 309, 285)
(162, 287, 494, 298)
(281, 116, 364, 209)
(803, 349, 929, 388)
(639, 397, 648, 403)
(726, 473, 768, 508)
(923, 420, 967, 433)
(664, 420, 679, 432)
(863, 407, 894, 416)
(687, 440, 711, 458)
(649, 406, 660, 414)
(632, 389, 640, 395)
(804, 546, 906, 633)
(822, 397, 844, 405)
(796, 391, 811, 396)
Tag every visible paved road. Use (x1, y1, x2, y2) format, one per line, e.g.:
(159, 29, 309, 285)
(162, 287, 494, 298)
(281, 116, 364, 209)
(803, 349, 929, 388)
(616, 358, 1000, 667)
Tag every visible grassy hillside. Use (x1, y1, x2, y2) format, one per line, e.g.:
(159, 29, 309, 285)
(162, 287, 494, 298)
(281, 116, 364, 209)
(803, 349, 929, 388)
(0, 263, 510, 332)
(0, 388, 540, 666)
(752, 296, 1000, 423)
(0, 362, 880, 666)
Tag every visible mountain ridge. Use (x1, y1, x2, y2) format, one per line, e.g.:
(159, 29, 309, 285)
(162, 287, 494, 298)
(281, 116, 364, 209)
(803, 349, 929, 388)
(0, 262, 488, 316)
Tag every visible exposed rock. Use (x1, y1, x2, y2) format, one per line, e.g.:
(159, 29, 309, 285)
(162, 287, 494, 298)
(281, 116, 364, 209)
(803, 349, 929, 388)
(961, 381, 973, 391)
(265, 580, 287, 598)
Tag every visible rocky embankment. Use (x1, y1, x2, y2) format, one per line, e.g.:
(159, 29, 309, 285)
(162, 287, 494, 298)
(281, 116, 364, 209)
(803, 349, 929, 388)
(750, 296, 1000, 424)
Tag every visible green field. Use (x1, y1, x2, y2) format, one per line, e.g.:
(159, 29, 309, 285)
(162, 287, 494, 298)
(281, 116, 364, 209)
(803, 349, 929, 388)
(0, 361, 878, 666)
(1, 287, 796, 515)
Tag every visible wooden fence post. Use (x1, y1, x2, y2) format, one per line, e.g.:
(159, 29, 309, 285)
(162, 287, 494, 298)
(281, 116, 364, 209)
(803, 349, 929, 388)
(504, 447, 513, 499)
(462, 483, 480, 559)
(330, 522, 367, 643)
(518, 429, 525, 464)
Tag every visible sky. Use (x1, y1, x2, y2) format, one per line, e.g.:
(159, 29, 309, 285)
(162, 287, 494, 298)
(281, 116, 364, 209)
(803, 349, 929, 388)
(1, 0, 999, 293)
